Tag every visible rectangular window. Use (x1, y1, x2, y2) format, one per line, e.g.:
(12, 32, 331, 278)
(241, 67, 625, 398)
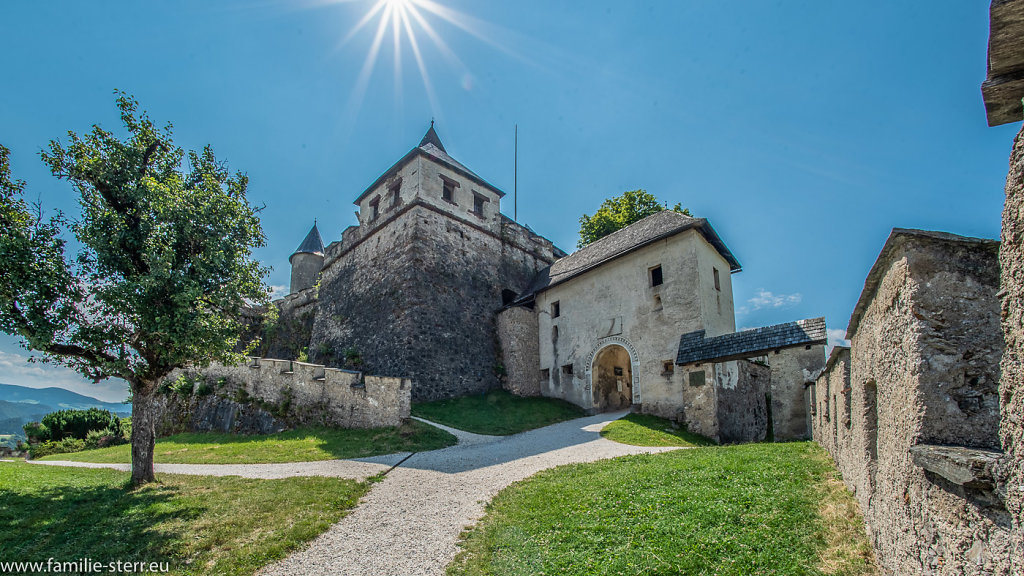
(561, 364, 574, 376)
(369, 197, 380, 221)
(440, 176, 459, 204)
(614, 366, 624, 377)
(689, 370, 706, 387)
(662, 361, 675, 375)
(713, 267, 721, 291)
(551, 301, 560, 318)
(540, 368, 550, 381)
(389, 179, 402, 208)
(472, 193, 487, 217)
(650, 265, 663, 287)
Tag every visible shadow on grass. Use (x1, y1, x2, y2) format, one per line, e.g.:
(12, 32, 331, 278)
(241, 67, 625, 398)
(0, 478, 196, 567)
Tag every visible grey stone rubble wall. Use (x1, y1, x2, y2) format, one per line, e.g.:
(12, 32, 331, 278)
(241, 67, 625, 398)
(715, 360, 770, 444)
(999, 124, 1024, 572)
(496, 305, 541, 396)
(813, 233, 1010, 575)
(160, 357, 411, 435)
(768, 345, 826, 441)
(311, 204, 556, 401)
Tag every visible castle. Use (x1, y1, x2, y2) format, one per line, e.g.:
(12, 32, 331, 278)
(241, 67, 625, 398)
(271, 124, 827, 442)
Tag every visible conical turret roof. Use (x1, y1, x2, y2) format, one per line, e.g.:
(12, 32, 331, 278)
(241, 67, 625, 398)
(291, 222, 324, 260)
(419, 121, 446, 152)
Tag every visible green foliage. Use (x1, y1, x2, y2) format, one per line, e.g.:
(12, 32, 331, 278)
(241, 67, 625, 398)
(28, 437, 86, 459)
(600, 413, 716, 447)
(41, 408, 121, 441)
(0, 92, 268, 425)
(195, 381, 214, 396)
(84, 427, 126, 450)
(577, 189, 691, 248)
(0, 460, 368, 575)
(411, 389, 585, 435)
(22, 421, 49, 442)
(449, 443, 878, 576)
(343, 347, 363, 369)
(297, 347, 309, 363)
(40, 420, 458, 465)
(119, 417, 131, 440)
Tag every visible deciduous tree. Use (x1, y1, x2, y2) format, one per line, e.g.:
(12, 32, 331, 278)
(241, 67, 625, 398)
(0, 94, 268, 484)
(577, 189, 691, 248)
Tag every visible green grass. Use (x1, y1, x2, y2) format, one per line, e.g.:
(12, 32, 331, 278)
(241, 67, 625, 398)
(39, 419, 456, 464)
(449, 442, 878, 576)
(411, 389, 585, 435)
(600, 413, 716, 447)
(0, 459, 368, 575)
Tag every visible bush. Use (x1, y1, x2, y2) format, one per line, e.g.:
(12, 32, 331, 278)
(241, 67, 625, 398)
(84, 428, 127, 450)
(41, 408, 122, 441)
(120, 417, 132, 441)
(22, 421, 49, 442)
(28, 438, 86, 459)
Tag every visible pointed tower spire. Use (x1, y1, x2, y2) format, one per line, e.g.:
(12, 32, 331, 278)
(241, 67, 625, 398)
(419, 120, 446, 153)
(292, 222, 324, 258)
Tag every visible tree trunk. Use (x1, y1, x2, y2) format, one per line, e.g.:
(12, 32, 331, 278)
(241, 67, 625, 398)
(130, 380, 158, 485)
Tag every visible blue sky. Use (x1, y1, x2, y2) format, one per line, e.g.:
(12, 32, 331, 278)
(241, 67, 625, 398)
(0, 1, 1018, 402)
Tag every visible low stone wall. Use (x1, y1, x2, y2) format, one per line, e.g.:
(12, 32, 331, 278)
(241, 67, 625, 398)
(813, 229, 1011, 575)
(158, 357, 411, 435)
(675, 359, 768, 444)
(496, 305, 541, 396)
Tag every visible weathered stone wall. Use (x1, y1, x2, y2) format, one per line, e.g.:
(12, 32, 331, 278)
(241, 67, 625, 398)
(159, 357, 411, 434)
(812, 346, 850, 459)
(813, 230, 1010, 575)
(312, 201, 558, 401)
(768, 345, 826, 441)
(999, 124, 1024, 572)
(496, 305, 541, 396)
(715, 360, 770, 444)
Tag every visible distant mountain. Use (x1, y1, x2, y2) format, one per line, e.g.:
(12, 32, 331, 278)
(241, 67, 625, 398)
(0, 400, 52, 435)
(0, 383, 130, 415)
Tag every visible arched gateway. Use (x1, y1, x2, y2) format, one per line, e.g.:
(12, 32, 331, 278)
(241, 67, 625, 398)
(585, 336, 641, 412)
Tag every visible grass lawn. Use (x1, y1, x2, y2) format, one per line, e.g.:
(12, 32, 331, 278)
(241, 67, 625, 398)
(449, 442, 878, 576)
(0, 460, 367, 575)
(39, 419, 456, 464)
(411, 389, 585, 435)
(600, 413, 716, 447)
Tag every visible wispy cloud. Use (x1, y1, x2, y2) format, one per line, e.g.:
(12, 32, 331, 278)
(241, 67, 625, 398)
(737, 289, 803, 315)
(269, 284, 289, 300)
(0, 349, 129, 403)
(826, 328, 851, 354)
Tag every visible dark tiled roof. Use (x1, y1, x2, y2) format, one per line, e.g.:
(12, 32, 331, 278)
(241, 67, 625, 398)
(516, 211, 740, 302)
(846, 228, 999, 339)
(355, 125, 504, 204)
(676, 317, 827, 365)
(291, 223, 324, 258)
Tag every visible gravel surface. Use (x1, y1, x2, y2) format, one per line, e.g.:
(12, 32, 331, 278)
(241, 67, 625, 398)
(260, 410, 679, 576)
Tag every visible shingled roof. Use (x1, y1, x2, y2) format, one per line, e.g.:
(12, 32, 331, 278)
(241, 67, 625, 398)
(516, 211, 740, 302)
(355, 124, 504, 204)
(676, 317, 827, 366)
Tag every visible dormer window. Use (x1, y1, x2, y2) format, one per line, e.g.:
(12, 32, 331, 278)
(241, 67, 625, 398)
(472, 193, 487, 217)
(389, 179, 402, 208)
(440, 175, 459, 204)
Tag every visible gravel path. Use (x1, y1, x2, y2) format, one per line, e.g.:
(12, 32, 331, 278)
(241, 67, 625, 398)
(260, 411, 679, 576)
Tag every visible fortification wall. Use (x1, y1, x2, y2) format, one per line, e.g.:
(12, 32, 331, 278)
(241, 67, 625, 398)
(999, 125, 1024, 571)
(715, 360, 769, 444)
(496, 305, 542, 396)
(157, 357, 410, 435)
(768, 345, 826, 441)
(312, 202, 558, 401)
(813, 232, 1009, 575)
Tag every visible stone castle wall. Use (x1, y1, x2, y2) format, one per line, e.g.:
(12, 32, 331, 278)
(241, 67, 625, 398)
(157, 358, 411, 435)
(999, 124, 1024, 572)
(496, 305, 542, 396)
(812, 231, 1010, 575)
(767, 345, 826, 441)
(310, 201, 559, 401)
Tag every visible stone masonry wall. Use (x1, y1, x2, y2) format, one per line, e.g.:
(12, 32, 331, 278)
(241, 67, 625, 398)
(999, 124, 1024, 572)
(158, 357, 411, 434)
(496, 305, 542, 396)
(768, 345, 826, 441)
(312, 202, 557, 401)
(814, 231, 1009, 575)
(715, 359, 770, 444)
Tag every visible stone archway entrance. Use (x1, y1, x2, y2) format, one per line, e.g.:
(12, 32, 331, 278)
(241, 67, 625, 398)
(591, 345, 633, 412)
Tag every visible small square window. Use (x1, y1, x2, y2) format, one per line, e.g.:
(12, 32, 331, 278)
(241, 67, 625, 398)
(713, 267, 721, 291)
(551, 301, 560, 318)
(650, 265, 663, 287)
(614, 366, 624, 377)
(440, 176, 459, 204)
(663, 361, 675, 374)
(689, 370, 706, 387)
(562, 364, 574, 376)
(540, 368, 550, 380)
